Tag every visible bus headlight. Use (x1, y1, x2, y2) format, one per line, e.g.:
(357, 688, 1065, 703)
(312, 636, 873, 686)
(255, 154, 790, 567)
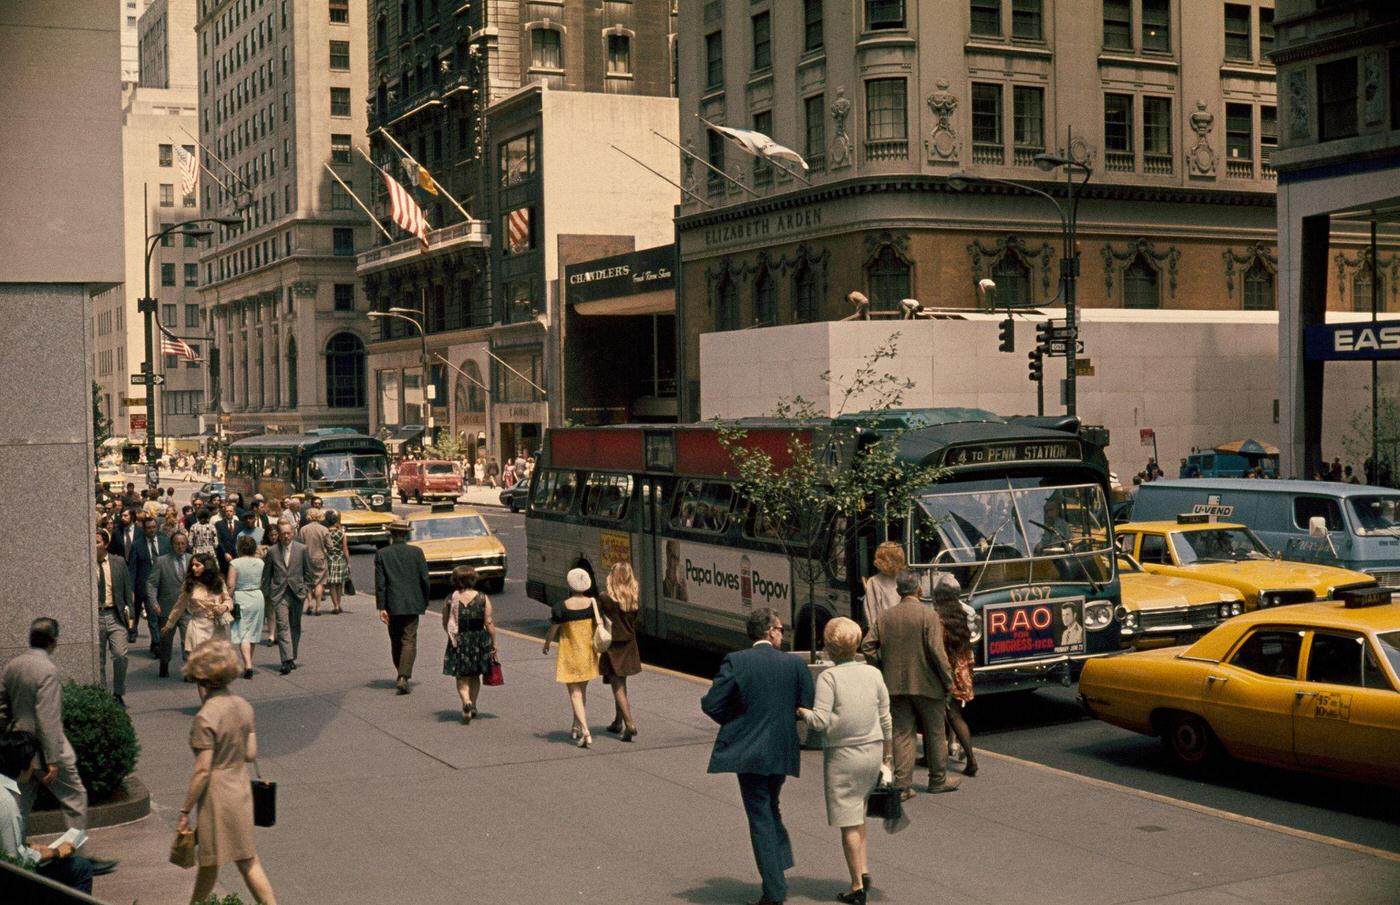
(371, 494, 385, 506)
(1084, 601, 1114, 630)
(969, 613, 983, 644)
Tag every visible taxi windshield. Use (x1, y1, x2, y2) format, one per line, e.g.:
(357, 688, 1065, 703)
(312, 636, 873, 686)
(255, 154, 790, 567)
(913, 480, 1114, 590)
(321, 495, 369, 512)
(1349, 496, 1400, 535)
(411, 515, 488, 540)
(308, 453, 388, 486)
(1171, 527, 1270, 563)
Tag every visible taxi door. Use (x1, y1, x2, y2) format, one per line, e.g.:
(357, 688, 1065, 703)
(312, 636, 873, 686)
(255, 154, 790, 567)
(1292, 630, 1400, 784)
(1199, 627, 1305, 767)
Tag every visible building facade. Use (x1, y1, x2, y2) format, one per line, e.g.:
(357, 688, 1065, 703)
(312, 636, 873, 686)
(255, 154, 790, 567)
(196, 0, 375, 436)
(1271, 0, 1400, 477)
(359, 0, 676, 463)
(674, 0, 1296, 419)
(120, 0, 147, 83)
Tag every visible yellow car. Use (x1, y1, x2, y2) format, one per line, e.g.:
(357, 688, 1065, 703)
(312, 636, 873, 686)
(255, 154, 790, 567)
(1117, 555, 1245, 649)
(1079, 587, 1400, 787)
(1116, 517, 1378, 610)
(315, 490, 396, 547)
(96, 466, 123, 493)
(406, 504, 507, 593)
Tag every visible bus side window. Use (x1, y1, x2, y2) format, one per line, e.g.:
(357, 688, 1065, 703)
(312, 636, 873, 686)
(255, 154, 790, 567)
(581, 474, 632, 521)
(532, 470, 557, 511)
(670, 480, 703, 529)
(702, 482, 735, 532)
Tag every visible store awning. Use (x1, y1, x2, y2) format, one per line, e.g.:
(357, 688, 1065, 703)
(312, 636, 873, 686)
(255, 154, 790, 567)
(385, 424, 426, 453)
(573, 288, 674, 316)
(101, 436, 131, 448)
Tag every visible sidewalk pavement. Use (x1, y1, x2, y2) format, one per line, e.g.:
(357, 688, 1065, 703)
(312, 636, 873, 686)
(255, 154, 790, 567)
(68, 599, 1400, 905)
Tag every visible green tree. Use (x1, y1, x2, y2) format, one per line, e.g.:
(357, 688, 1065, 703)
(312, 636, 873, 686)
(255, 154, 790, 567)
(717, 334, 946, 661)
(425, 431, 464, 461)
(92, 381, 110, 465)
(1341, 384, 1400, 482)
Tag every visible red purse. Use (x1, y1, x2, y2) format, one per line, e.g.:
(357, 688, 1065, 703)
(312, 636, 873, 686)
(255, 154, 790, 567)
(484, 656, 504, 686)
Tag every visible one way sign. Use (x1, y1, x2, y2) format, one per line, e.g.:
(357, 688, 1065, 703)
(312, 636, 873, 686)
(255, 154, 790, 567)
(1045, 339, 1085, 356)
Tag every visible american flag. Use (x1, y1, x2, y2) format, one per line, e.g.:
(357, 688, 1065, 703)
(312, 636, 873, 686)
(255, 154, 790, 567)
(507, 207, 531, 255)
(159, 322, 197, 361)
(382, 170, 429, 252)
(174, 145, 199, 197)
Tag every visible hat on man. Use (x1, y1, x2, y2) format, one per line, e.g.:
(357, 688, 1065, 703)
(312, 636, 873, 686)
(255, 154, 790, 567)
(387, 520, 412, 535)
(566, 568, 592, 593)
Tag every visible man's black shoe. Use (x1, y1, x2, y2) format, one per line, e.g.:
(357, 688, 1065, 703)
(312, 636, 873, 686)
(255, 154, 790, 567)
(279, 663, 293, 676)
(114, 695, 126, 709)
(158, 663, 170, 678)
(88, 858, 119, 876)
(395, 677, 409, 695)
(127, 631, 138, 644)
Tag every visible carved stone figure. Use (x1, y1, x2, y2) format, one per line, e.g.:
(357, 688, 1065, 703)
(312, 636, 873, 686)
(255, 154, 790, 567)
(924, 79, 960, 161)
(1187, 101, 1216, 177)
(1288, 70, 1309, 140)
(829, 87, 853, 170)
(1362, 51, 1386, 126)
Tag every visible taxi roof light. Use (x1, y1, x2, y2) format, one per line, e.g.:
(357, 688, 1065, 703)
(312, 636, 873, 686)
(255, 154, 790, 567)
(1176, 513, 1212, 525)
(1336, 586, 1393, 609)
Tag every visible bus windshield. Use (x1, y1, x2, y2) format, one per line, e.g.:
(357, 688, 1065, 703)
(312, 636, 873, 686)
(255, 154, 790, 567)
(1349, 495, 1400, 535)
(912, 480, 1113, 590)
(307, 453, 387, 486)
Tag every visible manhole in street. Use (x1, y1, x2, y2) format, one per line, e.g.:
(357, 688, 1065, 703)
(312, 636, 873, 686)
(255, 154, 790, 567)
(1136, 825, 1168, 833)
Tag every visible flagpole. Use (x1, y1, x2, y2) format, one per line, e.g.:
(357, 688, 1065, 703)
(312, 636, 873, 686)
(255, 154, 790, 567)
(376, 127, 474, 222)
(610, 145, 711, 209)
(169, 136, 237, 198)
(650, 130, 759, 198)
(178, 126, 253, 195)
(325, 161, 396, 242)
(697, 114, 813, 186)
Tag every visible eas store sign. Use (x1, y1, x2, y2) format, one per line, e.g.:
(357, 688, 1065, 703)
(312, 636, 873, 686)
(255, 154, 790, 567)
(1305, 323, 1400, 361)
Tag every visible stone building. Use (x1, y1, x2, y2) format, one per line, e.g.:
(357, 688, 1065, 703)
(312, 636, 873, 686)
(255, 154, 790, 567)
(359, 0, 676, 463)
(674, 0, 1296, 419)
(196, 0, 375, 436)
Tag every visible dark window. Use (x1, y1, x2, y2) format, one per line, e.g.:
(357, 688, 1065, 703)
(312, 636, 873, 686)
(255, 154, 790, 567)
(1306, 632, 1371, 687)
(160, 184, 175, 207)
(867, 244, 910, 312)
(330, 87, 350, 116)
(794, 261, 819, 322)
(531, 470, 579, 514)
(865, 78, 908, 141)
(751, 12, 771, 70)
(1013, 86, 1043, 150)
(705, 31, 723, 90)
(325, 333, 366, 408)
(1242, 260, 1274, 311)
(1123, 254, 1160, 309)
(329, 40, 350, 70)
(331, 133, 351, 163)
(707, 129, 725, 193)
(499, 132, 536, 187)
(1226, 102, 1253, 161)
(1103, 0, 1131, 50)
(1317, 57, 1358, 141)
(287, 337, 298, 408)
(753, 269, 776, 326)
(161, 230, 174, 247)
(581, 473, 633, 521)
(751, 110, 773, 184)
(334, 283, 354, 311)
(184, 264, 199, 287)
(1259, 8, 1274, 58)
(1141, 0, 1169, 52)
(1224, 4, 1251, 62)
(1231, 629, 1303, 679)
(1012, 0, 1043, 40)
(866, 0, 905, 31)
(716, 273, 739, 330)
(803, 0, 823, 52)
(1260, 104, 1277, 169)
(1104, 93, 1133, 151)
(971, 83, 1003, 146)
(159, 144, 173, 167)
(805, 94, 826, 171)
(161, 303, 177, 324)
(1139, 533, 1168, 564)
(607, 33, 630, 75)
(670, 480, 737, 533)
(1143, 96, 1171, 157)
(992, 255, 1032, 307)
(161, 264, 176, 287)
(1294, 496, 1344, 532)
(531, 28, 562, 69)
(970, 0, 1000, 37)
(185, 303, 200, 326)
(332, 227, 354, 256)
(376, 15, 387, 49)
(330, 0, 349, 23)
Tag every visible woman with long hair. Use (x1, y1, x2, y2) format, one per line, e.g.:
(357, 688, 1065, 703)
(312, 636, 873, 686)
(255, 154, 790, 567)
(441, 566, 497, 723)
(542, 568, 600, 748)
(599, 561, 642, 741)
(163, 552, 234, 657)
(933, 593, 978, 777)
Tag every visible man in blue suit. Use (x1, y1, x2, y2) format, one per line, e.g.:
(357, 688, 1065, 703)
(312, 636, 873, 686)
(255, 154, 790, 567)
(125, 515, 169, 653)
(701, 608, 815, 905)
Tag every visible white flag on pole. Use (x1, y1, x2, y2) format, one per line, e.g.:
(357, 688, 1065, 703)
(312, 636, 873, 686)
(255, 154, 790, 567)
(709, 124, 809, 172)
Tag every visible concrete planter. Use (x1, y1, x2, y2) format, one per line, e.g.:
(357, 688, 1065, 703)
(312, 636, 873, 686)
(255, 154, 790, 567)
(28, 776, 150, 834)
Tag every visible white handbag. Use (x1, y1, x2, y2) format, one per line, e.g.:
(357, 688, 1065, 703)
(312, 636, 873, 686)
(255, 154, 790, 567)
(589, 596, 613, 654)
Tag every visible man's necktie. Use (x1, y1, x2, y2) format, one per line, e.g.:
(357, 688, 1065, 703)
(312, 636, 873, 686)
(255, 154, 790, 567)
(98, 563, 107, 609)
(150, 540, 158, 562)
(176, 556, 186, 582)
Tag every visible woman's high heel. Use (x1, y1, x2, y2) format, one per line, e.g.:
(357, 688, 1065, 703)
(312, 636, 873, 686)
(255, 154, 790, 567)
(577, 733, 592, 749)
(571, 725, 582, 740)
(605, 719, 624, 734)
(964, 756, 979, 777)
(621, 726, 637, 742)
(836, 889, 866, 904)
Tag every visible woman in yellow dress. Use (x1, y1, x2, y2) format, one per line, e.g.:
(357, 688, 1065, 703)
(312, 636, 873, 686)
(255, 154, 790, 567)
(542, 568, 601, 749)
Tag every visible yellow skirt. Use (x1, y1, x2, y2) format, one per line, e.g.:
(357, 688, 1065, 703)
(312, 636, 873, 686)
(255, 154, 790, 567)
(555, 619, 600, 684)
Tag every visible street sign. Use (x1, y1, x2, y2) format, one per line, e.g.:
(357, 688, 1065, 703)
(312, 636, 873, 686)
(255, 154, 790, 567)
(1140, 428, 1156, 447)
(1048, 325, 1076, 341)
(131, 373, 165, 386)
(1074, 359, 1095, 377)
(130, 414, 148, 431)
(1045, 339, 1086, 356)
(122, 397, 146, 408)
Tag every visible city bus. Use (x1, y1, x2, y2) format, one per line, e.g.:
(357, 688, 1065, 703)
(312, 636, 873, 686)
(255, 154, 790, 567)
(525, 409, 1121, 694)
(226, 432, 393, 512)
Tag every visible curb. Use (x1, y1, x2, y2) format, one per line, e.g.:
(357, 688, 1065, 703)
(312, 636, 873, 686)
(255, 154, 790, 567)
(28, 776, 151, 835)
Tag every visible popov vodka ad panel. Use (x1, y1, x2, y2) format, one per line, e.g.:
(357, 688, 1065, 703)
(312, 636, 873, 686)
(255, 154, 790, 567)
(660, 538, 792, 616)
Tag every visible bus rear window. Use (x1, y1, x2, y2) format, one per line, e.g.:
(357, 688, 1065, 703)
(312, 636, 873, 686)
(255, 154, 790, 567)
(532, 469, 578, 513)
(581, 474, 632, 520)
(671, 480, 735, 533)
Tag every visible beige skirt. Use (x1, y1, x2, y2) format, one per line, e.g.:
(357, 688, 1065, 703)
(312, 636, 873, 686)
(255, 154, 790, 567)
(823, 741, 883, 827)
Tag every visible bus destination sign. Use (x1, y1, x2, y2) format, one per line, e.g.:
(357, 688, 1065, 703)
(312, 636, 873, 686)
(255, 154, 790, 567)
(943, 440, 1081, 468)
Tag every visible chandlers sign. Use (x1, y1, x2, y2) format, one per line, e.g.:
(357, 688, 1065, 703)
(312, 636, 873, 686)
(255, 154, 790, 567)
(660, 538, 792, 616)
(1304, 323, 1400, 361)
(942, 440, 1082, 467)
(565, 245, 674, 304)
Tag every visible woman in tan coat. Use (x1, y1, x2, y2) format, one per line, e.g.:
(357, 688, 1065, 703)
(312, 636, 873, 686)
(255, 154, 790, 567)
(177, 640, 278, 905)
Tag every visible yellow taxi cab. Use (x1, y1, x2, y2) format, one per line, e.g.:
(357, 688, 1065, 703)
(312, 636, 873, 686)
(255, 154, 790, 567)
(1079, 586, 1400, 787)
(405, 503, 507, 593)
(96, 466, 123, 493)
(1116, 515, 1378, 611)
(1116, 554, 1245, 649)
(315, 490, 396, 547)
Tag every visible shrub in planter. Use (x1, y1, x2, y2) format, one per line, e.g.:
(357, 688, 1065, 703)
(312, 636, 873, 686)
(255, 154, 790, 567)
(61, 683, 139, 801)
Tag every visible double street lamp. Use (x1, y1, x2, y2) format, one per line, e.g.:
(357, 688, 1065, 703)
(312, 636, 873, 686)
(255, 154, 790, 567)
(949, 140, 1091, 415)
(140, 216, 242, 482)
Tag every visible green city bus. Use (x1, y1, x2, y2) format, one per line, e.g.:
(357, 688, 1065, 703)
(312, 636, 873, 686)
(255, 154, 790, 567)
(226, 432, 392, 512)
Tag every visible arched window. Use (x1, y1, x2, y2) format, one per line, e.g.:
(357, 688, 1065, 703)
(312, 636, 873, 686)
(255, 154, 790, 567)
(991, 255, 1032, 308)
(1242, 259, 1275, 311)
(866, 244, 910, 313)
(1123, 254, 1160, 309)
(287, 336, 298, 408)
(753, 269, 776, 326)
(793, 261, 818, 323)
(1354, 262, 1385, 313)
(716, 273, 739, 331)
(376, 15, 387, 52)
(325, 333, 366, 408)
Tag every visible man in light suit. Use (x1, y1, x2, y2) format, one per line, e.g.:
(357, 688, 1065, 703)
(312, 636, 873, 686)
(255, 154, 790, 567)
(701, 608, 814, 905)
(146, 532, 192, 678)
(373, 521, 430, 694)
(861, 570, 959, 796)
(261, 521, 314, 674)
(94, 530, 133, 705)
(126, 515, 170, 651)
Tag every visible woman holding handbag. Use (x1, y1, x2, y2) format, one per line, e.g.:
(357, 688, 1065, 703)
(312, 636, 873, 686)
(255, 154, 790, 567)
(442, 566, 497, 724)
(598, 561, 642, 741)
(164, 552, 234, 654)
(797, 617, 893, 905)
(177, 640, 278, 905)
(542, 568, 601, 748)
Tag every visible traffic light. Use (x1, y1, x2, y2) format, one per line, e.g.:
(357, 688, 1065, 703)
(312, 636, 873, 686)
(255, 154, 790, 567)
(997, 317, 1015, 353)
(1028, 349, 1043, 383)
(1035, 321, 1053, 350)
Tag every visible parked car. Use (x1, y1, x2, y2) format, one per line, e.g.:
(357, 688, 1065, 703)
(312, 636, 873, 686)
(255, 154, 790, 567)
(1079, 586, 1400, 786)
(396, 459, 463, 504)
(500, 484, 528, 512)
(192, 481, 225, 504)
(1116, 554, 1245, 649)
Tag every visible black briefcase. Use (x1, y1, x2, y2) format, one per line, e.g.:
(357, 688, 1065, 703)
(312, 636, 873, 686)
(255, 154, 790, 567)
(251, 762, 276, 827)
(865, 784, 902, 821)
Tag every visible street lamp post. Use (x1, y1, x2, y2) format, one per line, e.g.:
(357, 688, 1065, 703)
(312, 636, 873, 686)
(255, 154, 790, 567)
(140, 216, 242, 483)
(367, 307, 432, 444)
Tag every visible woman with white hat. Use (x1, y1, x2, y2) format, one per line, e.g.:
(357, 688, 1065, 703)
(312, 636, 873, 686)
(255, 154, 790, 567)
(542, 567, 602, 748)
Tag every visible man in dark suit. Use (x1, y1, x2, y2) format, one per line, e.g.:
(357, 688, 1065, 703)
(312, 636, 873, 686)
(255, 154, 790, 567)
(701, 608, 814, 905)
(261, 521, 314, 675)
(146, 532, 191, 678)
(107, 508, 137, 560)
(861, 570, 958, 796)
(373, 521, 430, 694)
(94, 531, 133, 706)
(126, 515, 170, 650)
(214, 502, 241, 565)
